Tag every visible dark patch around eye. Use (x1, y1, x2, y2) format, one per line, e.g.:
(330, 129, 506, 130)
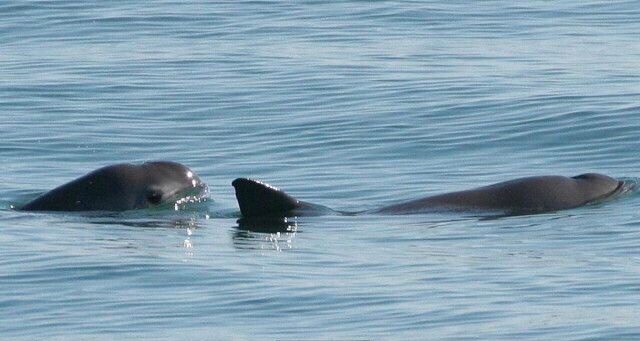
(147, 191, 163, 205)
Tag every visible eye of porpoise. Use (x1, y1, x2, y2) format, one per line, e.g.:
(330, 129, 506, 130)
(232, 173, 624, 218)
(20, 161, 207, 212)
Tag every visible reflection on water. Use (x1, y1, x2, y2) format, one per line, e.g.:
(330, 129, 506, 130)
(90, 217, 202, 229)
(232, 217, 299, 251)
(235, 216, 298, 233)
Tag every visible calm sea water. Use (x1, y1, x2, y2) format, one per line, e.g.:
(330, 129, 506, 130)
(2, 1, 640, 340)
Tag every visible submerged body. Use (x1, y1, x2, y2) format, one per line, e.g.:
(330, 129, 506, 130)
(232, 173, 623, 218)
(374, 174, 622, 214)
(21, 161, 206, 212)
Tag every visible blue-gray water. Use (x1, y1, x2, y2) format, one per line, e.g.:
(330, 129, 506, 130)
(2, 1, 640, 340)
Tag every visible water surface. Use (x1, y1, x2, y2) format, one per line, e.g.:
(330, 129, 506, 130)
(2, 1, 640, 340)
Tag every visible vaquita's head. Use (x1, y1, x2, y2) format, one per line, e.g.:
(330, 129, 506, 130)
(572, 173, 622, 202)
(137, 161, 208, 208)
(20, 161, 208, 212)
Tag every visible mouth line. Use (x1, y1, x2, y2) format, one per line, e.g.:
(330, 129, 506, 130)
(588, 180, 625, 205)
(161, 183, 209, 204)
(611, 180, 625, 197)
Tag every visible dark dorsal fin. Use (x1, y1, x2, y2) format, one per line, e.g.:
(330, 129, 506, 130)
(232, 178, 302, 217)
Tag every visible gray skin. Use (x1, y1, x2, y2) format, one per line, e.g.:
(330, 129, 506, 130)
(232, 173, 623, 218)
(20, 161, 206, 212)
